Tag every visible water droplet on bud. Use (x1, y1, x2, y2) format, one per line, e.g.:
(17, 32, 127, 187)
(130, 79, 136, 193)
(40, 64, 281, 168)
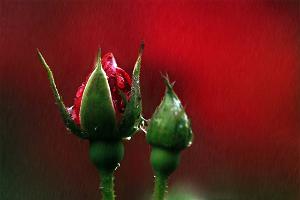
(139, 118, 149, 134)
(124, 137, 131, 141)
(67, 106, 73, 114)
(114, 163, 121, 170)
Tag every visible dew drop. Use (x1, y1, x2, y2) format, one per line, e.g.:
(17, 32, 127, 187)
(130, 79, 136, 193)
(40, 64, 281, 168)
(114, 163, 121, 170)
(187, 141, 192, 147)
(140, 126, 147, 134)
(139, 120, 148, 134)
(124, 137, 131, 141)
(66, 127, 72, 134)
(67, 106, 73, 114)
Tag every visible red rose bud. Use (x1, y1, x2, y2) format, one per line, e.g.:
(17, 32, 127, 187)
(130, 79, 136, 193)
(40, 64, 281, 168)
(69, 52, 132, 127)
(37, 44, 144, 140)
(38, 45, 144, 198)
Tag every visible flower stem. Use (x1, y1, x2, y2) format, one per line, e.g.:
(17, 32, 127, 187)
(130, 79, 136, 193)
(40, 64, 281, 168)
(152, 175, 167, 200)
(100, 172, 115, 200)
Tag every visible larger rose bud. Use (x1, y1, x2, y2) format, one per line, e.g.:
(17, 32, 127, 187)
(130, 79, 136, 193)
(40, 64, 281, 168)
(37, 44, 144, 141)
(69, 52, 132, 127)
(71, 50, 133, 140)
(38, 45, 144, 199)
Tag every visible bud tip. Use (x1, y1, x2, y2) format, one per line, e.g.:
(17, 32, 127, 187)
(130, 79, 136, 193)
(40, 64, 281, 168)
(161, 73, 174, 92)
(95, 48, 102, 69)
(139, 41, 145, 55)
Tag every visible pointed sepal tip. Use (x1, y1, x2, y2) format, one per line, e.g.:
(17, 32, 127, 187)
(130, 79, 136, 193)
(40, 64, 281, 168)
(37, 49, 86, 139)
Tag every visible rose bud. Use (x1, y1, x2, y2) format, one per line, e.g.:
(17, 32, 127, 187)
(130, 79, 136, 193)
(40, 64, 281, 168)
(146, 75, 193, 199)
(147, 76, 193, 152)
(37, 45, 144, 197)
(72, 50, 132, 140)
(69, 52, 132, 132)
(37, 45, 144, 141)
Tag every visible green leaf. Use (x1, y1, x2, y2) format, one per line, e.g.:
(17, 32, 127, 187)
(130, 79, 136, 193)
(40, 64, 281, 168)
(118, 43, 144, 137)
(37, 50, 87, 139)
(80, 49, 117, 140)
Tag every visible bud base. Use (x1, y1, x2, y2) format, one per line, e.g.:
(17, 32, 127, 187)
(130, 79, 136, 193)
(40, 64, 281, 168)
(89, 140, 124, 174)
(150, 146, 180, 177)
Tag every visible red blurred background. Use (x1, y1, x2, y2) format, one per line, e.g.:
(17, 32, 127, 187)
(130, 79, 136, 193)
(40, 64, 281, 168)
(0, 1, 299, 200)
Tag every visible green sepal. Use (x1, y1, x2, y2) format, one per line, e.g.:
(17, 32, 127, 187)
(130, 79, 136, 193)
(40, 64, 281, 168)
(80, 49, 117, 140)
(146, 75, 193, 151)
(118, 43, 144, 138)
(37, 50, 87, 139)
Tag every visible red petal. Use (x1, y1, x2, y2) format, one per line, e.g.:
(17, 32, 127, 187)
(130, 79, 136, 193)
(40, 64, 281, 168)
(68, 53, 132, 125)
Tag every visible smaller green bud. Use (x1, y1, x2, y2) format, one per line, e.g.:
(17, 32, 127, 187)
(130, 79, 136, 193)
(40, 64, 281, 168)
(147, 76, 193, 151)
(89, 140, 124, 174)
(147, 76, 193, 178)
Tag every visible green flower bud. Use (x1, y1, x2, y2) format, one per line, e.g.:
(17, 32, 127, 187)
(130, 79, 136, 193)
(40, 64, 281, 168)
(147, 76, 193, 179)
(147, 76, 193, 151)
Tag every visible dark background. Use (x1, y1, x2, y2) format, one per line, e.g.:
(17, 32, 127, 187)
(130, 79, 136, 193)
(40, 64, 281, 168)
(0, 1, 299, 200)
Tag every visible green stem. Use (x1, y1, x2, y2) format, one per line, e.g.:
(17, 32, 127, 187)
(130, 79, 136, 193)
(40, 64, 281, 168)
(100, 172, 115, 200)
(152, 175, 167, 200)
